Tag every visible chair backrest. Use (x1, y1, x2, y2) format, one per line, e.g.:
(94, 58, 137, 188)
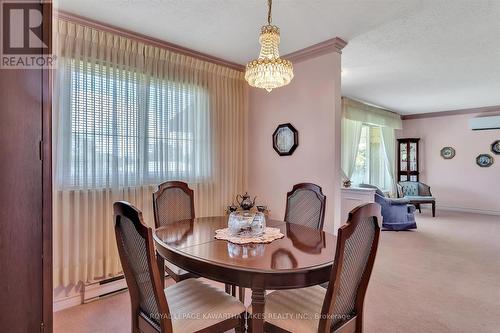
(284, 183, 326, 231)
(114, 201, 172, 333)
(372, 192, 388, 207)
(153, 181, 195, 228)
(398, 181, 419, 197)
(319, 203, 381, 333)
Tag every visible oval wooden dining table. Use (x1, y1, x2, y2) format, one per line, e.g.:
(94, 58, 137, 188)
(153, 216, 337, 333)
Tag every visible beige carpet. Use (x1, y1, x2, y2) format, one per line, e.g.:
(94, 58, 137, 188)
(54, 210, 500, 333)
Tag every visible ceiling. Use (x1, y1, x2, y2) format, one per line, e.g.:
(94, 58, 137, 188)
(56, 0, 500, 115)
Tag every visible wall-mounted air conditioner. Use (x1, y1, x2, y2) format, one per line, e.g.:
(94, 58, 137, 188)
(469, 115, 500, 131)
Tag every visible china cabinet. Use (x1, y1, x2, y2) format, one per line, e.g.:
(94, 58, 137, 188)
(397, 138, 420, 182)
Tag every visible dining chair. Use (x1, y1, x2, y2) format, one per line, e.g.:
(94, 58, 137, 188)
(153, 181, 198, 282)
(285, 183, 326, 231)
(249, 202, 381, 333)
(240, 183, 327, 306)
(153, 181, 240, 301)
(114, 201, 246, 333)
(242, 183, 327, 306)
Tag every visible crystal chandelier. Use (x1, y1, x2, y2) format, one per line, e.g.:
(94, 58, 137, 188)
(245, 0, 294, 92)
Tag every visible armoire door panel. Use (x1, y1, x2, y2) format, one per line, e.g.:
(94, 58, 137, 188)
(0, 0, 52, 331)
(0, 68, 44, 331)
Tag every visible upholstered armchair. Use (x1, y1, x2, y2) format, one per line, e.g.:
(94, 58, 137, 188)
(397, 181, 436, 217)
(359, 184, 417, 231)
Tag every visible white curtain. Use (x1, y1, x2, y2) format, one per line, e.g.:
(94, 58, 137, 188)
(53, 20, 248, 288)
(381, 126, 397, 194)
(341, 118, 362, 179)
(341, 97, 401, 192)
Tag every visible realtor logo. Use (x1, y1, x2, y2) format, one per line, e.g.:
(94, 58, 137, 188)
(1, 1, 55, 68)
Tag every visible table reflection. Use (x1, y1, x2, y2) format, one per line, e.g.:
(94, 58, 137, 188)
(156, 220, 194, 247)
(227, 242, 265, 259)
(286, 223, 326, 254)
(271, 249, 298, 269)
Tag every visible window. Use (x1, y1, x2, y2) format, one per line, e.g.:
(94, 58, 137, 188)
(351, 124, 392, 191)
(59, 59, 211, 189)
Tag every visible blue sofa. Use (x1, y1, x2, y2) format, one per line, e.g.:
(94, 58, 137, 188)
(359, 184, 417, 231)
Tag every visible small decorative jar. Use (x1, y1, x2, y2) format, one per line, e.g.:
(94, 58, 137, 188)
(228, 211, 266, 237)
(343, 179, 352, 188)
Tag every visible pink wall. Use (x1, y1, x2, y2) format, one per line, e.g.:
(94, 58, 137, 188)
(247, 51, 343, 233)
(401, 112, 500, 214)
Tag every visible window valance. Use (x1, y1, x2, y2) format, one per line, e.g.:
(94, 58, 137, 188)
(342, 97, 402, 129)
(55, 19, 244, 80)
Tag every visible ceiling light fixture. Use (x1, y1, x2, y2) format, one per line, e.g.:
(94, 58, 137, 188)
(245, 0, 294, 92)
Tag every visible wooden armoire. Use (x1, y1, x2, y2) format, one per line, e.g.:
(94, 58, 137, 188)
(0, 1, 52, 331)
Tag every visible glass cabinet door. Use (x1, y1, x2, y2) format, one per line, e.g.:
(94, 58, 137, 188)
(409, 142, 417, 171)
(400, 143, 407, 171)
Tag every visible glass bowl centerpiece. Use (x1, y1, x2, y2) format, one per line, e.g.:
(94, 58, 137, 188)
(228, 211, 266, 237)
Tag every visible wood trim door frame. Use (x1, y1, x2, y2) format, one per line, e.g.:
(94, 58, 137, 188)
(42, 2, 53, 332)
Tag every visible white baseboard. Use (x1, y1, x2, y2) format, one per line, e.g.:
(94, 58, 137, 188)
(53, 293, 82, 312)
(438, 205, 500, 216)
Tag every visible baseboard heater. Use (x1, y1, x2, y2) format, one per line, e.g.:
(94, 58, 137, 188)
(83, 271, 172, 303)
(83, 275, 128, 303)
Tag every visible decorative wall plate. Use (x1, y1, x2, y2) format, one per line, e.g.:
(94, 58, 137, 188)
(476, 154, 494, 168)
(491, 140, 500, 155)
(272, 123, 298, 156)
(440, 147, 456, 159)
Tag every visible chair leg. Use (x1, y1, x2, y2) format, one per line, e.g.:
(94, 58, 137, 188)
(239, 286, 246, 303)
(226, 284, 243, 300)
(235, 312, 246, 333)
(231, 284, 237, 297)
(432, 202, 436, 217)
(247, 311, 253, 333)
(131, 307, 140, 333)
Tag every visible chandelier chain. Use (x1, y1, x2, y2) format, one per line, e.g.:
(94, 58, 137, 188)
(267, 0, 272, 25)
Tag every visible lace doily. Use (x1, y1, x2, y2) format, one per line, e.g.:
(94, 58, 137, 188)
(214, 227, 284, 244)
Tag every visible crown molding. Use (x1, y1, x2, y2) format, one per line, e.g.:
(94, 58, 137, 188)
(54, 10, 245, 72)
(283, 37, 348, 63)
(402, 105, 500, 120)
(54, 11, 348, 71)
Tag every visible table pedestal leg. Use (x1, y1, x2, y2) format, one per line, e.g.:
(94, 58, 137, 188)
(251, 288, 265, 333)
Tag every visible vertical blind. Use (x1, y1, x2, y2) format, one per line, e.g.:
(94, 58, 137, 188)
(53, 19, 247, 289)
